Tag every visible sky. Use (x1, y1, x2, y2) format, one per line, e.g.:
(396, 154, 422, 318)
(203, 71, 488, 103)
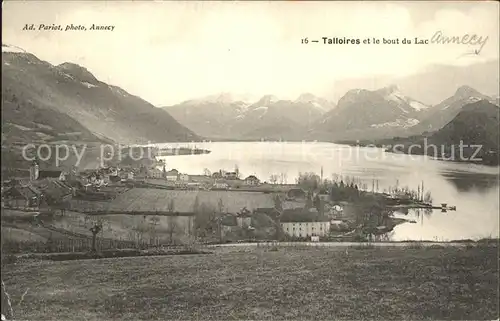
(2, 1, 499, 106)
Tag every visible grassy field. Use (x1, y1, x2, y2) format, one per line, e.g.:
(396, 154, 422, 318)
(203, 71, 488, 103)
(1, 209, 194, 249)
(2, 245, 498, 320)
(71, 188, 275, 213)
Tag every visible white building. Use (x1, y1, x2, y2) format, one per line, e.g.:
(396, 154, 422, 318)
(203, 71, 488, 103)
(281, 221, 331, 238)
(236, 216, 252, 228)
(179, 174, 190, 182)
(165, 169, 179, 181)
(213, 182, 229, 190)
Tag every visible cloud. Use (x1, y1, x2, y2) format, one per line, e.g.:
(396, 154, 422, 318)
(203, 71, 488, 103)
(2, 1, 498, 105)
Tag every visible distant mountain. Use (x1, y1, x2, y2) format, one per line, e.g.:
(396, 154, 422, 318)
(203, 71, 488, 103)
(163, 93, 334, 140)
(358, 100, 500, 166)
(408, 86, 494, 135)
(312, 85, 431, 141)
(162, 94, 250, 139)
(325, 59, 499, 106)
(2, 44, 198, 144)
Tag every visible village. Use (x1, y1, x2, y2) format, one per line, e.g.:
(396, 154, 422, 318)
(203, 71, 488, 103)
(0, 152, 442, 255)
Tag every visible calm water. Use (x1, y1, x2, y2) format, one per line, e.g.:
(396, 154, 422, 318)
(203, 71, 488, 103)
(155, 141, 499, 241)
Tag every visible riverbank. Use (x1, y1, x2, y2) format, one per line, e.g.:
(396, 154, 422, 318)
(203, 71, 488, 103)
(2, 243, 497, 320)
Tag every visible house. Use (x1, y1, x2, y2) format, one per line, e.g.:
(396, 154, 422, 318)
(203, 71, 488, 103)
(148, 168, 163, 179)
(174, 181, 188, 189)
(67, 178, 92, 192)
(118, 170, 134, 181)
(212, 172, 223, 179)
(329, 219, 350, 232)
(326, 204, 344, 218)
(212, 182, 229, 190)
(253, 207, 281, 219)
(287, 188, 306, 200)
(3, 184, 43, 208)
(38, 170, 67, 181)
(43, 180, 74, 205)
(186, 182, 201, 190)
(237, 207, 252, 228)
(244, 175, 260, 186)
(179, 173, 190, 182)
(165, 169, 179, 181)
(224, 172, 238, 180)
(281, 220, 331, 238)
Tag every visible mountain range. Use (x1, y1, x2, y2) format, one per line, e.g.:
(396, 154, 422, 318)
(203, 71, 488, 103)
(166, 84, 498, 142)
(2, 44, 498, 160)
(2, 44, 198, 145)
(309, 85, 431, 141)
(163, 93, 335, 140)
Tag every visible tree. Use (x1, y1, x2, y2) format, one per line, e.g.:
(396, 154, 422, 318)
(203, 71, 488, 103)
(279, 173, 288, 184)
(297, 172, 321, 191)
(234, 164, 240, 179)
(273, 194, 283, 213)
(423, 191, 433, 204)
(203, 168, 211, 177)
(89, 220, 103, 252)
(273, 194, 284, 240)
(305, 191, 313, 209)
(195, 203, 216, 237)
(193, 195, 200, 213)
(149, 216, 160, 245)
(168, 199, 175, 213)
(313, 194, 323, 214)
(217, 198, 225, 242)
(166, 216, 178, 244)
(269, 174, 279, 185)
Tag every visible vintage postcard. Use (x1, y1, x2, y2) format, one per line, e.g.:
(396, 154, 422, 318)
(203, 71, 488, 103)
(1, 1, 499, 320)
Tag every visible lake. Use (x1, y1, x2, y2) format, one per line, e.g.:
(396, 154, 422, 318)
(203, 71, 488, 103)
(155, 141, 499, 241)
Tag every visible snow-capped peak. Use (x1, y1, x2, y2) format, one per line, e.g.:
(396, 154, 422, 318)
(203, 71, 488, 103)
(377, 85, 430, 111)
(256, 94, 279, 105)
(295, 93, 332, 111)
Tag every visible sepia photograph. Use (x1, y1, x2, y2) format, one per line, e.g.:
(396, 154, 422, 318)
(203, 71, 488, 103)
(1, 1, 499, 320)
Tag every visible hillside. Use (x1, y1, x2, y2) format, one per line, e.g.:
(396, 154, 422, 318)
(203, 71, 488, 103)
(408, 86, 493, 135)
(2, 45, 199, 144)
(164, 93, 334, 140)
(358, 100, 500, 165)
(430, 100, 499, 153)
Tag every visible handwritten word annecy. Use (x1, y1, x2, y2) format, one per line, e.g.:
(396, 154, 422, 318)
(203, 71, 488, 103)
(430, 31, 489, 54)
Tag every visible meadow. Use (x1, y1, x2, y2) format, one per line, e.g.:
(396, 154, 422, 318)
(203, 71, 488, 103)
(71, 188, 275, 213)
(2, 244, 498, 320)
